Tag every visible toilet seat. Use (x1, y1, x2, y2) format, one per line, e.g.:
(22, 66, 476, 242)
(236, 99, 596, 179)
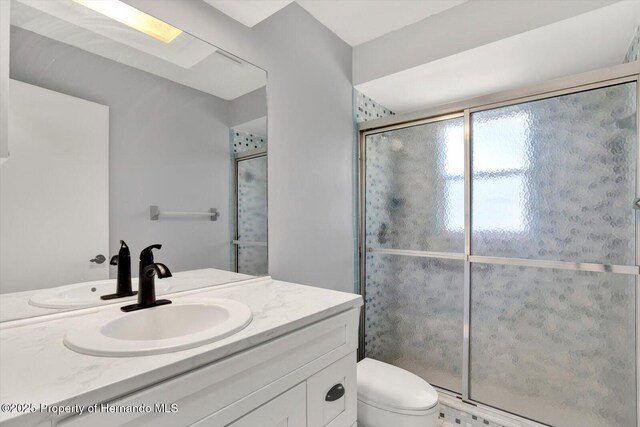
(357, 358, 439, 414)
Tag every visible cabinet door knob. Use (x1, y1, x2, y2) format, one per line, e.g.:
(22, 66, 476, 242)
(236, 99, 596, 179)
(325, 383, 345, 402)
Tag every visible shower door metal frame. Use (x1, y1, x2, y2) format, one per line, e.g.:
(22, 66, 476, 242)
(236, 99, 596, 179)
(232, 147, 268, 273)
(358, 61, 640, 425)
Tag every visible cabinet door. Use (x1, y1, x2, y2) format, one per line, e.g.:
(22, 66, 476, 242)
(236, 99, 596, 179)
(306, 353, 356, 427)
(225, 383, 306, 427)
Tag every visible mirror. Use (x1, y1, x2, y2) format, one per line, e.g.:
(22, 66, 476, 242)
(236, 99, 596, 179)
(0, 0, 268, 322)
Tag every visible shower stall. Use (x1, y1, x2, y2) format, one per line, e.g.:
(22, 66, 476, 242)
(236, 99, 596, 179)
(359, 64, 639, 427)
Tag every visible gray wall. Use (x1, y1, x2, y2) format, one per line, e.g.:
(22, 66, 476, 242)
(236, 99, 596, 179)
(10, 27, 232, 275)
(125, 1, 356, 293)
(229, 86, 267, 128)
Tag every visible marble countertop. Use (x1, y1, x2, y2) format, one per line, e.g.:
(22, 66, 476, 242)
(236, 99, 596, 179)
(0, 277, 362, 427)
(0, 268, 254, 323)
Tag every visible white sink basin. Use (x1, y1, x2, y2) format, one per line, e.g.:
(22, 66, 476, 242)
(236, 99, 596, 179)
(64, 299, 253, 356)
(29, 279, 171, 309)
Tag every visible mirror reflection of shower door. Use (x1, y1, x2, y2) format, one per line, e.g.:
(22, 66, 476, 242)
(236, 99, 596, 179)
(362, 80, 638, 427)
(234, 152, 268, 276)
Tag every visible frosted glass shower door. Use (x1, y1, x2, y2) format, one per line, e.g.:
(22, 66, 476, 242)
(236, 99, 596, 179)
(469, 82, 638, 427)
(364, 116, 465, 393)
(235, 155, 268, 275)
(362, 79, 638, 426)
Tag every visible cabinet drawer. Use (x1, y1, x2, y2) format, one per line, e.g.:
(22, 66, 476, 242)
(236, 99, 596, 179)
(215, 383, 306, 427)
(306, 352, 356, 427)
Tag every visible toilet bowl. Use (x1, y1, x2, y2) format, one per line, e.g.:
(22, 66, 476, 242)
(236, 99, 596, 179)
(357, 358, 439, 427)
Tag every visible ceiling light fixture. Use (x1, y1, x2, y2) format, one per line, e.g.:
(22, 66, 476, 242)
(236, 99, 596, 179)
(73, 0, 182, 43)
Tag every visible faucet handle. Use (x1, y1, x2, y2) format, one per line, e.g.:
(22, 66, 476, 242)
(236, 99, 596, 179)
(139, 244, 162, 263)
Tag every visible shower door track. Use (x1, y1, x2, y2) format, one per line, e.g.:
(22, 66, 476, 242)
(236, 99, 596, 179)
(357, 61, 640, 425)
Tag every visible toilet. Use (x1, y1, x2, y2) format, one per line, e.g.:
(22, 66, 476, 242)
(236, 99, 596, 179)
(357, 358, 439, 427)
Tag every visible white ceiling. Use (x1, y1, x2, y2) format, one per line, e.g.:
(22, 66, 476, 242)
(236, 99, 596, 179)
(203, 0, 467, 46)
(355, 0, 640, 114)
(297, 0, 467, 46)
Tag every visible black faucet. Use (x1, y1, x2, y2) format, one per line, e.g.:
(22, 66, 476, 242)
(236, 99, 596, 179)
(101, 240, 137, 300)
(121, 244, 172, 312)
(138, 244, 162, 278)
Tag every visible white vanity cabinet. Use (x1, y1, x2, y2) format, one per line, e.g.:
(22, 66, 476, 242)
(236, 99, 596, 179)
(56, 308, 359, 427)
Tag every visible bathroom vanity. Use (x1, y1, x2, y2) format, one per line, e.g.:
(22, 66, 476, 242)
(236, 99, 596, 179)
(0, 277, 362, 427)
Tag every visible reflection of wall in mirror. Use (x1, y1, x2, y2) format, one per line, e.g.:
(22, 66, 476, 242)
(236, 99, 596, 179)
(0, 80, 109, 293)
(7, 26, 233, 286)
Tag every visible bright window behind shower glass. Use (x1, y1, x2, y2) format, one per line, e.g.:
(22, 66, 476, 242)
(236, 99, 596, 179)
(446, 113, 528, 232)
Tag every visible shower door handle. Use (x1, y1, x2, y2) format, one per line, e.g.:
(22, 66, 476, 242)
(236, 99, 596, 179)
(90, 254, 107, 264)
